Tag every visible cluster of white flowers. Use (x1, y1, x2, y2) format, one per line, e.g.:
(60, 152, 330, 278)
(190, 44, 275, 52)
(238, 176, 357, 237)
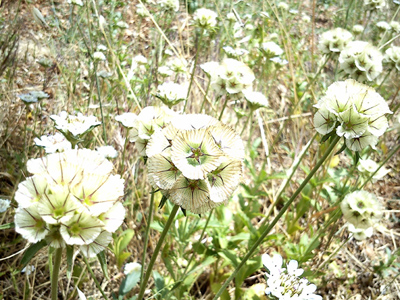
(14, 149, 125, 257)
(34, 132, 72, 154)
(390, 21, 400, 33)
(96, 145, 118, 159)
(156, 82, 188, 108)
(376, 21, 391, 31)
(165, 57, 188, 74)
(318, 28, 353, 55)
(50, 111, 101, 142)
(340, 190, 383, 240)
(261, 41, 284, 58)
(116, 106, 176, 156)
(339, 41, 383, 82)
(222, 46, 249, 58)
(363, 0, 386, 10)
(352, 24, 364, 34)
(146, 114, 244, 214)
(67, 0, 83, 7)
(357, 158, 390, 182)
(262, 253, 322, 300)
(383, 46, 400, 72)
(192, 8, 218, 30)
(242, 90, 269, 110)
(201, 59, 255, 96)
(314, 79, 391, 151)
(158, 0, 179, 12)
(93, 51, 106, 61)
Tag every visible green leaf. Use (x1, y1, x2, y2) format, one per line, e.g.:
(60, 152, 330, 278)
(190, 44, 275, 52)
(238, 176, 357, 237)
(117, 229, 134, 252)
(119, 268, 141, 296)
(211, 283, 230, 300)
(97, 251, 109, 280)
(66, 245, 74, 280)
(0, 222, 14, 230)
(117, 252, 131, 269)
(20, 240, 47, 268)
(219, 249, 239, 267)
(152, 270, 165, 295)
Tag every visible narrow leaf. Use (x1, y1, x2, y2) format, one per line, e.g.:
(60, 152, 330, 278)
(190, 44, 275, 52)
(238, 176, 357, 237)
(20, 240, 47, 268)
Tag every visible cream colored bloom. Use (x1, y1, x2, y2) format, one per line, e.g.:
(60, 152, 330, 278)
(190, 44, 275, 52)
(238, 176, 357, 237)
(193, 8, 218, 29)
(156, 82, 188, 108)
(364, 0, 386, 10)
(314, 79, 391, 151)
(34, 132, 72, 153)
(261, 41, 284, 57)
(318, 28, 352, 54)
(340, 190, 383, 229)
(50, 111, 101, 139)
(358, 158, 390, 181)
(243, 90, 269, 110)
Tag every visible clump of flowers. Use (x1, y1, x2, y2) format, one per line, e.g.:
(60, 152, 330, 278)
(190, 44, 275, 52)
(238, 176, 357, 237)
(146, 114, 244, 214)
(192, 8, 218, 30)
(34, 132, 72, 154)
(357, 158, 390, 182)
(50, 111, 101, 147)
(261, 41, 284, 58)
(340, 190, 383, 236)
(262, 253, 322, 300)
(14, 149, 125, 257)
(203, 58, 255, 96)
(318, 28, 353, 55)
(314, 79, 392, 151)
(383, 46, 400, 72)
(159, 0, 179, 12)
(155, 82, 188, 108)
(363, 0, 386, 10)
(339, 41, 383, 82)
(123, 106, 177, 156)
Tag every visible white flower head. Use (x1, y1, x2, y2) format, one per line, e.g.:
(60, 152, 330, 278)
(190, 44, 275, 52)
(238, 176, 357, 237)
(390, 21, 400, 33)
(339, 41, 383, 82)
(93, 51, 106, 61)
(277, 2, 289, 11)
(340, 190, 383, 229)
(21, 265, 35, 275)
(318, 28, 353, 54)
(262, 253, 322, 300)
(67, 0, 83, 6)
(261, 41, 284, 58)
(96, 145, 118, 159)
(357, 158, 390, 181)
(243, 90, 269, 110)
(314, 79, 391, 151)
(364, 0, 386, 10)
(156, 82, 188, 108)
(383, 46, 400, 72)
(159, 0, 179, 12)
(376, 21, 391, 31)
(124, 262, 142, 275)
(0, 198, 11, 213)
(352, 24, 364, 34)
(50, 111, 101, 140)
(347, 223, 374, 240)
(34, 132, 72, 153)
(193, 8, 218, 30)
(115, 112, 137, 128)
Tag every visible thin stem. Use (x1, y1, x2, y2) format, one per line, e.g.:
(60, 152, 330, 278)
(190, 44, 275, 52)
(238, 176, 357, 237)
(51, 247, 63, 300)
(120, 128, 130, 172)
(212, 135, 340, 300)
(138, 204, 180, 300)
(377, 69, 392, 91)
(182, 209, 213, 278)
(200, 79, 211, 113)
(82, 256, 109, 300)
(218, 96, 229, 121)
(140, 191, 155, 286)
(94, 63, 107, 143)
(240, 109, 254, 136)
(184, 30, 204, 113)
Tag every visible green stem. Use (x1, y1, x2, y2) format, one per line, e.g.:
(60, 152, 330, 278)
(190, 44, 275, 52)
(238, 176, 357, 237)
(377, 69, 392, 91)
(199, 78, 211, 113)
(120, 129, 130, 172)
(218, 96, 229, 121)
(240, 110, 254, 136)
(212, 135, 340, 300)
(182, 209, 213, 278)
(82, 256, 109, 300)
(138, 204, 180, 300)
(51, 247, 63, 300)
(140, 191, 155, 286)
(315, 234, 351, 274)
(94, 63, 107, 143)
(184, 30, 204, 113)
